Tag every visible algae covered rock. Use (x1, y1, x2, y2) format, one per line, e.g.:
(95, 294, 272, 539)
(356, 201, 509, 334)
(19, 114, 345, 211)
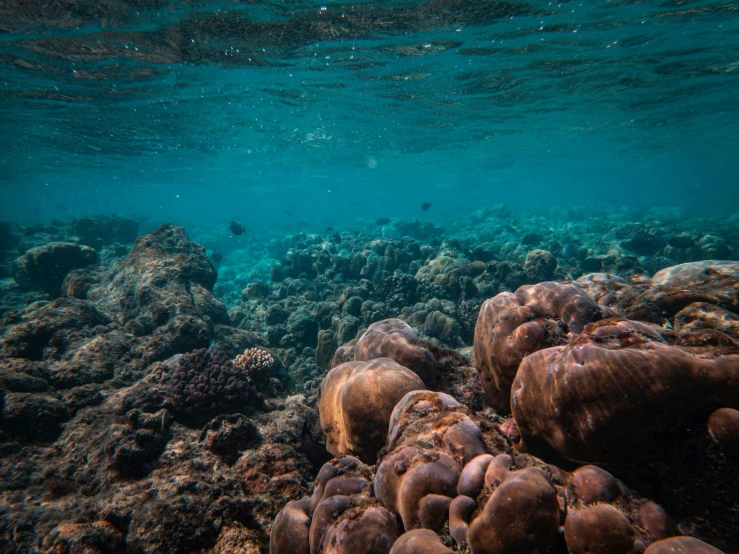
(13, 242, 97, 296)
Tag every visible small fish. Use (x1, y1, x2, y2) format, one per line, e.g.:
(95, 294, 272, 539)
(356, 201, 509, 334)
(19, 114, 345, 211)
(415, 439, 434, 449)
(210, 252, 223, 262)
(421, 202, 432, 211)
(284, 209, 295, 216)
(376, 217, 391, 226)
(230, 220, 245, 235)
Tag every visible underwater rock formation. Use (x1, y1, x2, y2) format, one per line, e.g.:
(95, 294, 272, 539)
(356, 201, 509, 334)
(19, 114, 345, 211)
(12, 242, 98, 296)
(88, 224, 228, 332)
(1, 210, 738, 554)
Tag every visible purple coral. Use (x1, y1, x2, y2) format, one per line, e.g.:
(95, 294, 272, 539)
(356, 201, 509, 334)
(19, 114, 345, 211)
(166, 348, 259, 423)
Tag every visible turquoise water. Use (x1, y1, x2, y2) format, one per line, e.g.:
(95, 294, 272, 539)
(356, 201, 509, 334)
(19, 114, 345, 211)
(1, 0, 738, 226)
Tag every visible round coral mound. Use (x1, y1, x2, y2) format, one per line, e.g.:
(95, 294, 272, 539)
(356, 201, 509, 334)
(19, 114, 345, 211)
(165, 348, 260, 425)
(320, 357, 425, 462)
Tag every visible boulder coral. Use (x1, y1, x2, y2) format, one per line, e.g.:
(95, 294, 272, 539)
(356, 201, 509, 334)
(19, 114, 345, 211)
(511, 317, 739, 464)
(276, 389, 682, 554)
(270, 456, 398, 554)
(374, 391, 489, 536)
(473, 281, 603, 413)
(354, 319, 437, 383)
(455, 456, 560, 554)
(319, 358, 425, 462)
(389, 530, 453, 554)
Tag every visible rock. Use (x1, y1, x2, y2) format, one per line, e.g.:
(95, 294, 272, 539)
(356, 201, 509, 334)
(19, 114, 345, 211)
(199, 414, 261, 464)
(13, 242, 98, 296)
(43, 521, 125, 554)
(242, 281, 271, 300)
(524, 249, 557, 281)
(88, 224, 227, 326)
(104, 409, 172, 478)
(1, 392, 69, 440)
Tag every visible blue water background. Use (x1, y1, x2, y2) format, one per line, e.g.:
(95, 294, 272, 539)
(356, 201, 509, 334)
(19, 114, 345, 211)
(1, 1, 738, 228)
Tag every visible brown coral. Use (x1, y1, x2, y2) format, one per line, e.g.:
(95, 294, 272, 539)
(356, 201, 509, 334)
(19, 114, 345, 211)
(644, 537, 726, 554)
(355, 319, 437, 383)
(269, 457, 397, 554)
(473, 281, 603, 413)
(319, 358, 425, 462)
(389, 530, 453, 554)
(510, 318, 739, 464)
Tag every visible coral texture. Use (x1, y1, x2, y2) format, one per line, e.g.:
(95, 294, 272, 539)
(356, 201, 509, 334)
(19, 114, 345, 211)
(319, 357, 425, 462)
(163, 348, 260, 425)
(473, 281, 603, 413)
(511, 317, 739, 464)
(354, 318, 438, 383)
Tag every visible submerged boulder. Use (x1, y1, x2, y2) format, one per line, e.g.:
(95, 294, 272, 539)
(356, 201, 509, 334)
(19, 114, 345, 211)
(13, 242, 97, 296)
(88, 224, 229, 331)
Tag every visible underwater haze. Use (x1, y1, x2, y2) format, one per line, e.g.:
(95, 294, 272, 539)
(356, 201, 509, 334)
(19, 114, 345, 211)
(1, 0, 739, 226)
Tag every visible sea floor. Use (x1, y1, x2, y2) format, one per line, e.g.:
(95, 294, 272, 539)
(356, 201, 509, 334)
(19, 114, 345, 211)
(0, 206, 737, 553)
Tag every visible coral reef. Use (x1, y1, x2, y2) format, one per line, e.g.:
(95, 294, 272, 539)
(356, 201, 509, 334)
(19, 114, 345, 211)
(354, 318, 437, 383)
(0, 209, 737, 554)
(272, 389, 683, 554)
(511, 317, 739, 465)
(473, 281, 603, 413)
